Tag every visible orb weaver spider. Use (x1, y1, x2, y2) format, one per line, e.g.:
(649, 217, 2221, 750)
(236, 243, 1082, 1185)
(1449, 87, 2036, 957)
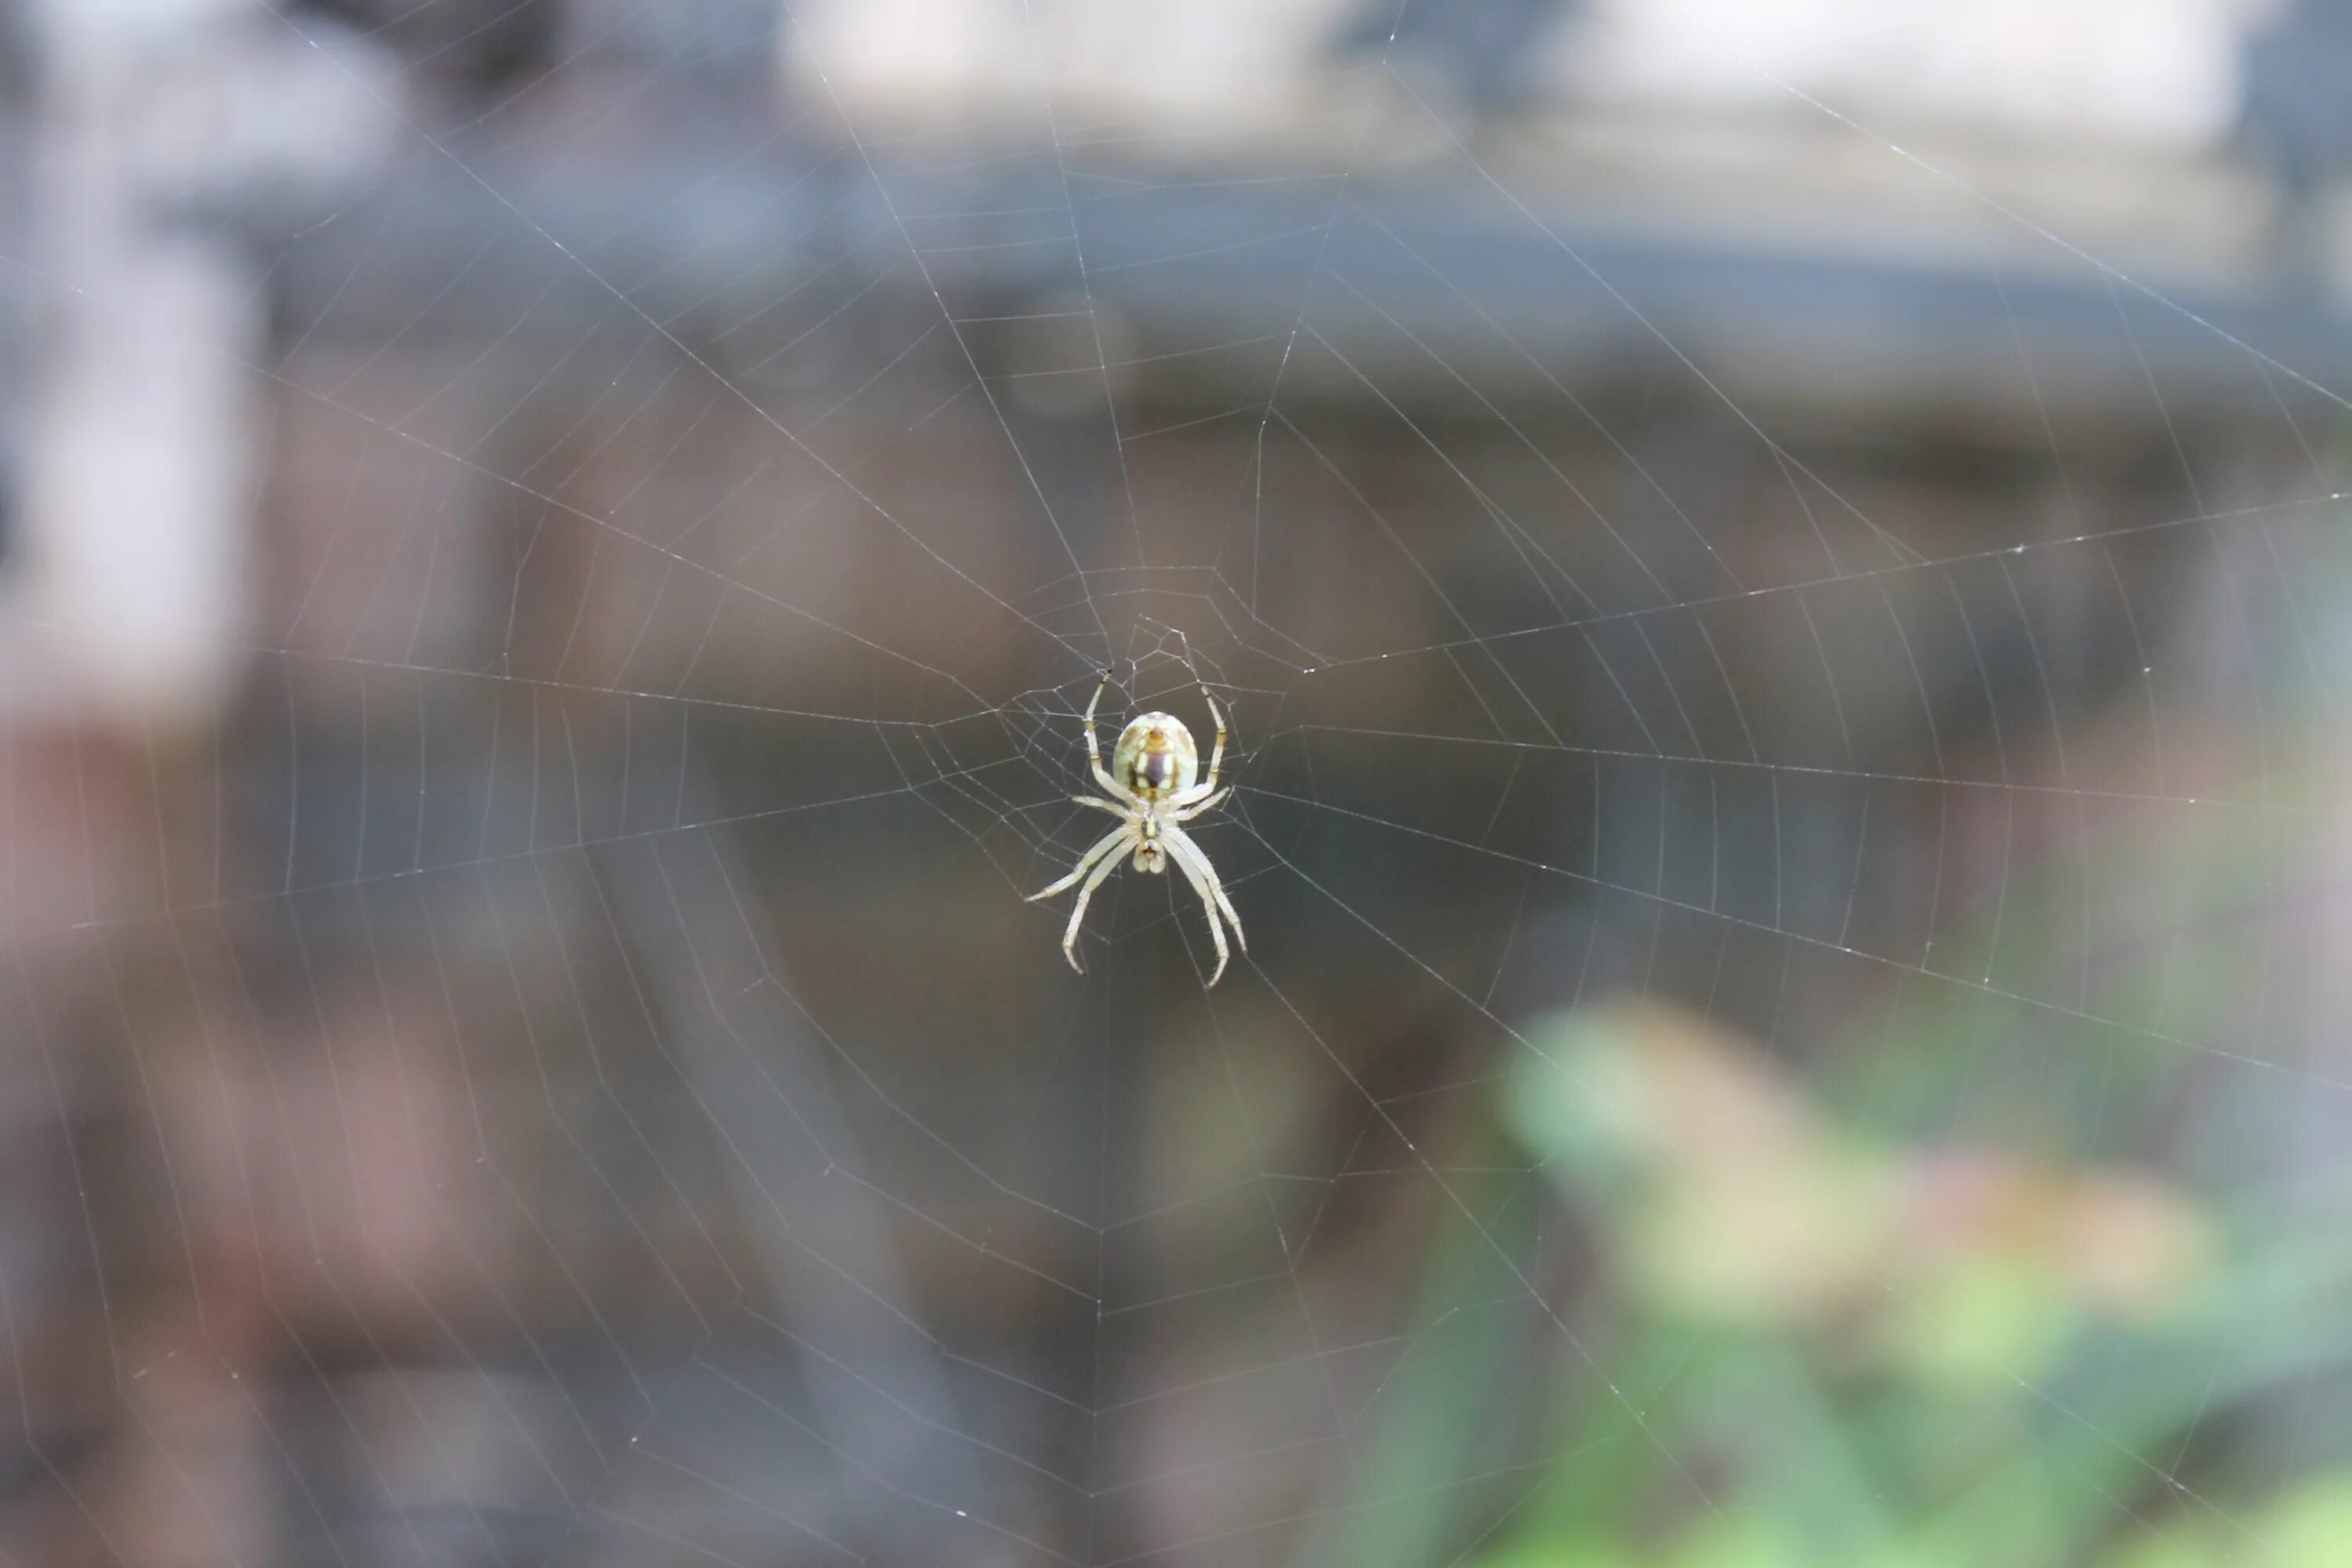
(1027, 674, 1247, 984)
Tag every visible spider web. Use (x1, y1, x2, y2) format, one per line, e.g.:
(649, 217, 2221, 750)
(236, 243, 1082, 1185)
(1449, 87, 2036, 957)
(2, 2, 2349, 1566)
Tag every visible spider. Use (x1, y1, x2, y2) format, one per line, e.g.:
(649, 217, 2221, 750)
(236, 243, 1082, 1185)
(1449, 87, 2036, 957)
(1027, 673, 1247, 985)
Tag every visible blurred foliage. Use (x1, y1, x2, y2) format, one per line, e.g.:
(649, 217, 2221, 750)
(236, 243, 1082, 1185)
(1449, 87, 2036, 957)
(1305, 786, 2352, 1568)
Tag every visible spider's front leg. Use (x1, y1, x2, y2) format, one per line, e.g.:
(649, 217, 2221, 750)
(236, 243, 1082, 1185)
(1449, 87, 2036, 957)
(1196, 684, 1228, 794)
(1081, 674, 1137, 807)
(1162, 687, 1231, 812)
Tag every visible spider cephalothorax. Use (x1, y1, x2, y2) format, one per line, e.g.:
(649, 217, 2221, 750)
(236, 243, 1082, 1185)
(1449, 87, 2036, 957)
(1027, 676, 1246, 984)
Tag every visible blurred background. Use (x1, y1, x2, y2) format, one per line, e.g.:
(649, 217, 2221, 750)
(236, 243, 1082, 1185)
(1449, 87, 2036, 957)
(4, 1, 2352, 1563)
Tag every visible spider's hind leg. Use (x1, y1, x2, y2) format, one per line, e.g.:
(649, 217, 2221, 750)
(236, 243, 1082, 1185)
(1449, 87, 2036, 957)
(1029, 822, 1133, 901)
(1057, 846, 1126, 974)
(1167, 829, 1243, 985)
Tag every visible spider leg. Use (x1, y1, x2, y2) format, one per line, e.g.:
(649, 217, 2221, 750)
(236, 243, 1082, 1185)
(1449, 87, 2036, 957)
(1163, 829, 1235, 985)
(1167, 827, 1244, 948)
(1081, 673, 1140, 808)
(1028, 823, 1134, 902)
(1070, 794, 1127, 818)
(1196, 684, 1228, 793)
(1056, 840, 1129, 975)
(1162, 786, 1228, 822)
(1165, 826, 1245, 985)
(1083, 673, 1109, 767)
(1192, 873, 1231, 985)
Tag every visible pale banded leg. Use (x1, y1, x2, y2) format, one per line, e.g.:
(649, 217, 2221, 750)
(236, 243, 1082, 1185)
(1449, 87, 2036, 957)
(1028, 823, 1133, 902)
(1164, 787, 1228, 823)
(1166, 829, 1244, 948)
(1196, 686, 1228, 793)
(1081, 675, 1131, 804)
(1160, 691, 1231, 813)
(1166, 830, 1244, 984)
(1052, 842, 1128, 974)
(1166, 844, 1229, 985)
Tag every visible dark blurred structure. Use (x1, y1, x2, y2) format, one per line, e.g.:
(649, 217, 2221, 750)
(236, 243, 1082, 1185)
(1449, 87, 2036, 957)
(3, 2, 2352, 1565)
(2241, 0, 2352, 280)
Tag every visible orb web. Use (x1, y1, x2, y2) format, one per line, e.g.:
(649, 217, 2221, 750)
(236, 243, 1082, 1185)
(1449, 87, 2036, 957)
(1, 3, 2346, 1566)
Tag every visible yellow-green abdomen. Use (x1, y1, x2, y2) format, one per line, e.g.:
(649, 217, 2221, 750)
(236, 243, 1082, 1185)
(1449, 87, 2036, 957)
(1112, 712, 1198, 802)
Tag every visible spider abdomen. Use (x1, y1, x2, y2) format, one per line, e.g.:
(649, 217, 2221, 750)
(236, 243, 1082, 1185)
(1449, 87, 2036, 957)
(1112, 712, 1198, 802)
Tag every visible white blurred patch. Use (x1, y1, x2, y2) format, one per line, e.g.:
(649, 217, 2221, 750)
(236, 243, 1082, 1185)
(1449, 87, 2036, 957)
(18, 238, 255, 728)
(779, 0, 1358, 149)
(1554, 0, 2277, 149)
(2, 1, 402, 732)
(779, 0, 2274, 151)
